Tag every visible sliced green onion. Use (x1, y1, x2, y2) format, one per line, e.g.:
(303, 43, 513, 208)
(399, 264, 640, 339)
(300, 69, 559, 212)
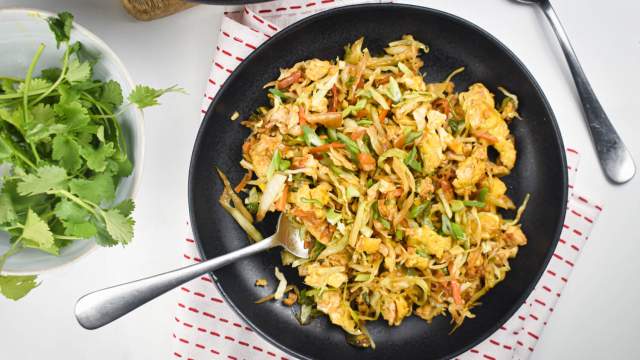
(386, 76, 402, 103)
(302, 125, 324, 147)
(266, 149, 281, 179)
(378, 217, 391, 230)
(404, 147, 423, 172)
(441, 214, 452, 235)
(279, 159, 291, 171)
(357, 119, 373, 126)
(395, 229, 404, 241)
(326, 208, 342, 225)
(354, 273, 371, 282)
(477, 187, 489, 202)
(327, 128, 338, 142)
(337, 133, 360, 154)
(269, 88, 286, 99)
(404, 130, 423, 145)
(450, 222, 465, 240)
(409, 201, 430, 219)
(463, 200, 485, 208)
(448, 119, 464, 133)
(450, 200, 465, 212)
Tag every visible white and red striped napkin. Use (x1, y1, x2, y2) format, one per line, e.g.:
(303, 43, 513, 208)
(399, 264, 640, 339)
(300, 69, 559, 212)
(172, 2, 603, 359)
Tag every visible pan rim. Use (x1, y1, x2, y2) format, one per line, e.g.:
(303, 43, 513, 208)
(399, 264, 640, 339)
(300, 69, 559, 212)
(188, 3, 568, 359)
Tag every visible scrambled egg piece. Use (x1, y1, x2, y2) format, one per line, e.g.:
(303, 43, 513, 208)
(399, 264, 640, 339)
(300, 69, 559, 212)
(303, 263, 348, 289)
(249, 134, 281, 178)
(459, 83, 516, 170)
(407, 226, 452, 259)
(483, 177, 515, 210)
(305, 59, 332, 81)
(316, 290, 359, 334)
(453, 146, 487, 195)
(381, 294, 411, 326)
(418, 130, 444, 173)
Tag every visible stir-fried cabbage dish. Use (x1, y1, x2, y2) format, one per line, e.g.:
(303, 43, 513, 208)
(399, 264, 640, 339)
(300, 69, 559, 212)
(217, 35, 529, 348)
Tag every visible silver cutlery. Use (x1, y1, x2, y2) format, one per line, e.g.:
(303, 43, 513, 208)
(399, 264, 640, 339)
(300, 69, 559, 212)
(75, 214, 308, 330)
(513, 0, 635, 184)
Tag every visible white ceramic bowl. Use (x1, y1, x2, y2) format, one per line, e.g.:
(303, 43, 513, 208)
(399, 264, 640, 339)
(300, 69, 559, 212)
(0, 9, 144, 274)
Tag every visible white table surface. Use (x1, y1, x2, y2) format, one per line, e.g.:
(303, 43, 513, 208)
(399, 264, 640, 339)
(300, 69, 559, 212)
(0, 0, 638, 359)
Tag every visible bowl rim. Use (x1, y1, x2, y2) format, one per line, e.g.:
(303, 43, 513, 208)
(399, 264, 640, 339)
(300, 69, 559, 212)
(0, 7, 145, 275)
(189, 3, 567, 360)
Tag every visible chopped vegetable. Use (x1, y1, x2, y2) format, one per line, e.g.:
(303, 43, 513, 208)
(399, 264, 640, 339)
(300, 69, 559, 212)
(226, 35, 528, 343)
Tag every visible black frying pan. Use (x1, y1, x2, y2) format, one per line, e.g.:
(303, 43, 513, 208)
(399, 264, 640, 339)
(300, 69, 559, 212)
(189, 4, 567, 359)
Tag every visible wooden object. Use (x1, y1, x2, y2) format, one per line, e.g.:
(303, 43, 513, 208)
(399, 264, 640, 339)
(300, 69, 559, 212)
(121, 0, 197, 21)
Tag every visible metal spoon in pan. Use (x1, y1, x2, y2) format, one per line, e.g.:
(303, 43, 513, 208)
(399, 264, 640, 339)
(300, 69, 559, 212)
(75, 214, 307, 330)
(512, 0, 635, 184)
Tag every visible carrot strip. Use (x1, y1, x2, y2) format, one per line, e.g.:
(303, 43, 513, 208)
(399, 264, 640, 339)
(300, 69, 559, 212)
(378, 108, 388, 122)
(329, 85, 339, 112)
(298, 106, 307, 125)
(234, 169, 253, 193)
(277, 70, 302, 89)
(308, 142, 345, 154)
(275, 184, 288, 211)
(350, 128, 366, 140)
(451, 280, 463, 305)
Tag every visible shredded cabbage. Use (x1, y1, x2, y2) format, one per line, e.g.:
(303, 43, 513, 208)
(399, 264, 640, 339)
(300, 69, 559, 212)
(219, 35, 529, 347)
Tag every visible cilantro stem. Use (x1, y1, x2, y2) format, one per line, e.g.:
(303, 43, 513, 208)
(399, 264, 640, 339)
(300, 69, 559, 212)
(23, 44, 46, 164)
(54, 235, 84, 241)
(49, 190, 97, 215)
(29, 44, 70, 106)
(82, 92, 127, 156)
(0, 76, 23, 81)
(0, 239, 23, 272)
(0, 89, 46, 100)
(0, 133, 36, 169)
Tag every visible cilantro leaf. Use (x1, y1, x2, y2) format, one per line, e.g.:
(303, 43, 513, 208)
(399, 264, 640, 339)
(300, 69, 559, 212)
(40, 67, 62, 82)
(54, 199, 90, 223)
(52, 135, 82, 172)
(63, 221, 97, 238)
(17, 166, 67, 196)
(66, 58, 91, 84)
(21, 209, 57, 255)
(128, 85, 185, 109)
(68, 173, 115, 204)
(79, 142, 115, 172)
(47, 12, 74, 48)
(106, 157, 133, 178)
(54, 101, 90, 129)
(102, 208, 134, 245)
(113, 199, 135, 217)
(17, 78, 51, 93)
(100, 80, 123, 110)
(26, 103, 66, 142)
(0, 275, 39, 301)
(0, 193, 17, 224)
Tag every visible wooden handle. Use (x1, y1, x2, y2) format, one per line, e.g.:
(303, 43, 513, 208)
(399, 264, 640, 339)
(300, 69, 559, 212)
(121, 0, 197, 21)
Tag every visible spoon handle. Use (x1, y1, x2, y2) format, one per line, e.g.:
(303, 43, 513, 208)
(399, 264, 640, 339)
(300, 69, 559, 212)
(75, 236, 277, 330)
(540, 0, 635, 183)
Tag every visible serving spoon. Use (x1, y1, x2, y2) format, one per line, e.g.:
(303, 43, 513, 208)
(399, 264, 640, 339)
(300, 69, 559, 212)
(75, 214, 307, 330)
(512, 0, 635, 184)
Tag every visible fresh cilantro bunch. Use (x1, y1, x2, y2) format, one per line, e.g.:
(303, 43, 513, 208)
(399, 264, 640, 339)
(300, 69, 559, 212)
(0, 12, 183, 300)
